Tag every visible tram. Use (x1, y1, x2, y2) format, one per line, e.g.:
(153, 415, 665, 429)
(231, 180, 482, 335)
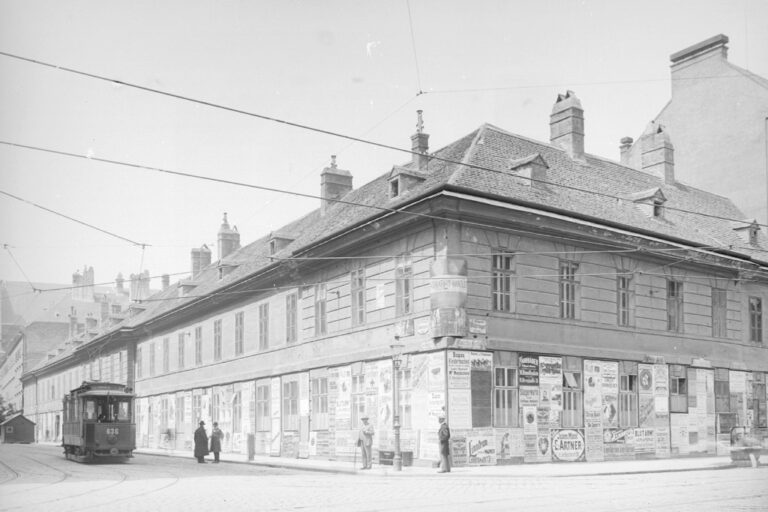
(62, 381, 136, 462)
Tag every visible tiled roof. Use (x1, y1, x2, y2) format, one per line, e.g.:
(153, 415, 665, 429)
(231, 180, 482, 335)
(36, 121, 767, 366)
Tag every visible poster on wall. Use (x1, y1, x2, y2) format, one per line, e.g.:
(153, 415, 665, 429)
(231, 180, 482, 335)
(448, 351, 471, 389)
(536, 406, 551, 462)
(449, 389, 472, 429)
(633, 428, 655, 454)
(428, 351, 445, 392)
(270, 377, 281, 456)
(539, 356, 563, 411)
(551, 429, 585, 462)
(336, 366, 352, 431)
(420, 429, 440, 461)
(670, 414, 690, 455)
(603, 428, 635, 460)
(639, 364, 653, 394)
(468, 429, 496, 465)
(496, 429, 524, 460)
(451, 432, 469, 466)
(519, 387, 539, 408)
(428, 392, 446, 424)
(519, 355, 539, 386)
(584, 360, 602, 413)
(653, 364, 669, 414)
(378, 360, 393, 431)
(523, 406, 538, 462)
(601, 362, 619, 429)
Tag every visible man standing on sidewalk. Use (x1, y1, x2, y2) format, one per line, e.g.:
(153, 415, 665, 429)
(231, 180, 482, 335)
(194, 421, 209, 463)
(358, 416, 374, 469)
(210, 422, 224, 463)
(437, 415, 451, 473)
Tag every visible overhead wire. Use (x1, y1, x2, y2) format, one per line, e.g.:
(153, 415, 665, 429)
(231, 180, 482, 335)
(3, 243, 37, 292)
(1, 50, 765, 230)
(405, 0, 424, 95)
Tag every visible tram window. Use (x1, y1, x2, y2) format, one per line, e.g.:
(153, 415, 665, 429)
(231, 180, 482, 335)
(117, 401, 130, 421)
(85, 400, 96, 420)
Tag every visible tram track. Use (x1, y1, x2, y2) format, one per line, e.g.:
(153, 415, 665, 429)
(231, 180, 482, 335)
(0, 457, 20, 485)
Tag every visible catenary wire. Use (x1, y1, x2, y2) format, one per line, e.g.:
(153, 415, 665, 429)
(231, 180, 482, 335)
(0, 189, 148, 247)
(3, 244, 36, 292)
(405, 0, 423, 95)
(0, 50, 765, 230)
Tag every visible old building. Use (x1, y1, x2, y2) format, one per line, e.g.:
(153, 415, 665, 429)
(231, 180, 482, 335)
(21, 94, 768, 465)
(624, 34, 768, 223)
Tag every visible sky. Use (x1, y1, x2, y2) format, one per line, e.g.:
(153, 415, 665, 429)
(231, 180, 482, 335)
(1, 0, 767, 294)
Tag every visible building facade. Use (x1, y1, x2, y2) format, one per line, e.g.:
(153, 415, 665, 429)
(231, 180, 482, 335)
(20, 93, 768, 465)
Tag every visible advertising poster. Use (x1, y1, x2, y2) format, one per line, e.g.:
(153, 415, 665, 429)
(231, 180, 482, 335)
(299, 373, 310, 417)
(524, 434, 538, 463)
(519, 355, 540, 386)
(670, 414, 690, 455)
(270, 377, 281, 456)
(448, 389, 472, 429)
(335, 366, 352, 430)
(523, 406, 537, 435)
(539, 356, 563, 411)
(603, 428, 635, 460)
(419, 429, 440, 461)
(468, 430, 496, 465)
(536, 406, 551, 462)
(638, 364, 653, 394)
(430, 258, 468, 338)
(470, 351, 493, 371)
(601, 362, 619, 428)
(377, 360, 393, 431)
(653, 365, 669, 414)
(309, 431, 317, 456)
(584, 360, 602, 413)
(655, 424, 671, 458)
(428, 392, 446, 424)
(551, 429, 586, 462)
(428, 351, 445, 391)
(451, 432, 469, 466)
(585, 410, 604, 462)
(633, 428, 655, 454)
(519, 387, 540, 408)
(364, 362, 380, 432)
(448, 351, 471, 388)
(639, 395, 656, 428)
(496, 429, 525, 460)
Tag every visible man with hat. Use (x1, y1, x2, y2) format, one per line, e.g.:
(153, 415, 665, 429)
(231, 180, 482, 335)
(194, 420, 209, 463)
(358, 415, 374, 469)
(437, 414, 451, 473)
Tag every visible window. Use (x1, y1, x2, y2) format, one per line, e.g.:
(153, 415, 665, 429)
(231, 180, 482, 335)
(714, 369, 730, 412)
(310, 377, 328, 430)
(211, 392, 220, 423)
(235, 312, 244, 355)
(395, 254, 413, 316)
(494, 367, 518, 427)
(492, 253, 514, 312)
(619, 372, 638, 428)
(214, 320, 222, 361)
(259, 304, 269, 350)
(617, 275, 632, 326)
(232, 391, 242, 434)
(314, 284, 327, 336)
(653, 199, 664, 218)
(283, 380, 299, 431)
(667, 280, 683, 332)
(351, 268, 366, 326)
(194, 326, 202, 366)
(162, 338, 169, 373)
(389, 178, 399, 198)
(397, 368, 413, 429)
(255, 384, 270, 431)
(559, 261, 579, 319)
(712, 289, 727, 338)
(562, 370, 583, 427)
(351, 373, 366, 427)
(286, 293, 298, 344)
(192, 394, 202, 424)
(749, 297, 763, 343)
(669, 365, 688, 413)
(149, 343, 156, 376)
(178, 333, 185, 370)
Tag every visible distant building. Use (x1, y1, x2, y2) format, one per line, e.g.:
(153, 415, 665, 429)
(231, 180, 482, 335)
(1, 413, 35, 444)
(21, 94, 768, 466)
(625, 34, 768, 223)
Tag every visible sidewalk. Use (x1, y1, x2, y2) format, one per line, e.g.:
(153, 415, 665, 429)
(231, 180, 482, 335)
(135, 446, 738, 477)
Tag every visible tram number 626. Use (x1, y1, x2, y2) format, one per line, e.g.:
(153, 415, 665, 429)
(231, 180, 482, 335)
(106, 428, 119, 435)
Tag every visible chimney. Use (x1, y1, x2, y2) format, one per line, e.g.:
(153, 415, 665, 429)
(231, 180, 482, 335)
(72, 269, 82, 300)
(320, 155, 353, 216)
(640, 121, 675, 184)
(550, 90, 585, 160)
(619, 137, 634, 166)
(129, 270, 151, 302)
(115, 273, 125, 293)
(161, 274, 170, 291)
(411, 110, 429, 170)
(191, 244, 212, 277)
(670, 34, 729, 82)
(217, 213, 241, 260)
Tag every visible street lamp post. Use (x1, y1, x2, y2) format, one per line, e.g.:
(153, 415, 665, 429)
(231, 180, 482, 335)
(390, 338, 405, 472)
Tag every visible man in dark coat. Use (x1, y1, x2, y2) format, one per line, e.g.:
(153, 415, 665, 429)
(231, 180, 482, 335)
(210, 422, 224, 463)
(358, 416, 374, 469)
(437, 414, 451, 473)
(194, 421, 209, 463)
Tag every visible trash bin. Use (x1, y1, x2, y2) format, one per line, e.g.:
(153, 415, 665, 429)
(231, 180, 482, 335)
(402, 451, 413, 467)
(379, 450, 394, 465)
(247, 433, 255, 461)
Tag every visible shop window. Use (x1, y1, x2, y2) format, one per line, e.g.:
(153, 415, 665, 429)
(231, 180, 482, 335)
(492, 252, 515, 312)
(471, 363, 493, 428)
(714, 369, 730, 413)
(351, 268, 366, 326)
(232, 392, 242, 434)
(282, 380, 299, 431)
(310, 377, 328, 430)
(667, 280, 683, 332)
(213, 320, 222, 361)
(559, 261, 579, 319)
(256, 384, 270, 432)
(235, 311, 244, 356)
(351, 373, 366, 427)
(494, 367, 518, 427)
(619, 371, 638, 428)
(286, 293, 298, 344)
(395, 254, 413, 317)
(192, 394, 202, 425)
(749, 297, 763, 343)
(711, 289, 727, 338)
(259, 304, 269, 350)
(315, 284, 327, 336)
(669, 365, 688, 413)
(194, 326, 203, 366)
(617, 275, 632, 326)
(562, 370, 583, 427)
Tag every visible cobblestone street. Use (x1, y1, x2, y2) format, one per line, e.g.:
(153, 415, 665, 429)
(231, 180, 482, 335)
(1, 444, 766, 511)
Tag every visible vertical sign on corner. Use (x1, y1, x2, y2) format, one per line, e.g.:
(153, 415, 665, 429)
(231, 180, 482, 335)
(430, 258, 468, 338)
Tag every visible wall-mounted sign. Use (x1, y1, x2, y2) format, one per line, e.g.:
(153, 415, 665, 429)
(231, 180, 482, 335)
(551, 429, 585, 462)
(519, 355, 539, 386)
(430, 258, 467, 338)
(468, 317, 487, 335)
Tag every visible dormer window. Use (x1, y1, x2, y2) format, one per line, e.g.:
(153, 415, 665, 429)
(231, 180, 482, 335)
(750, 226, 759, 245)
(653, 199, 664, 218)
(732, 219, 760, 245)
(389, 178, 400, 198)
(269, 239, 276, 255)
(625, 187, 667, 219)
